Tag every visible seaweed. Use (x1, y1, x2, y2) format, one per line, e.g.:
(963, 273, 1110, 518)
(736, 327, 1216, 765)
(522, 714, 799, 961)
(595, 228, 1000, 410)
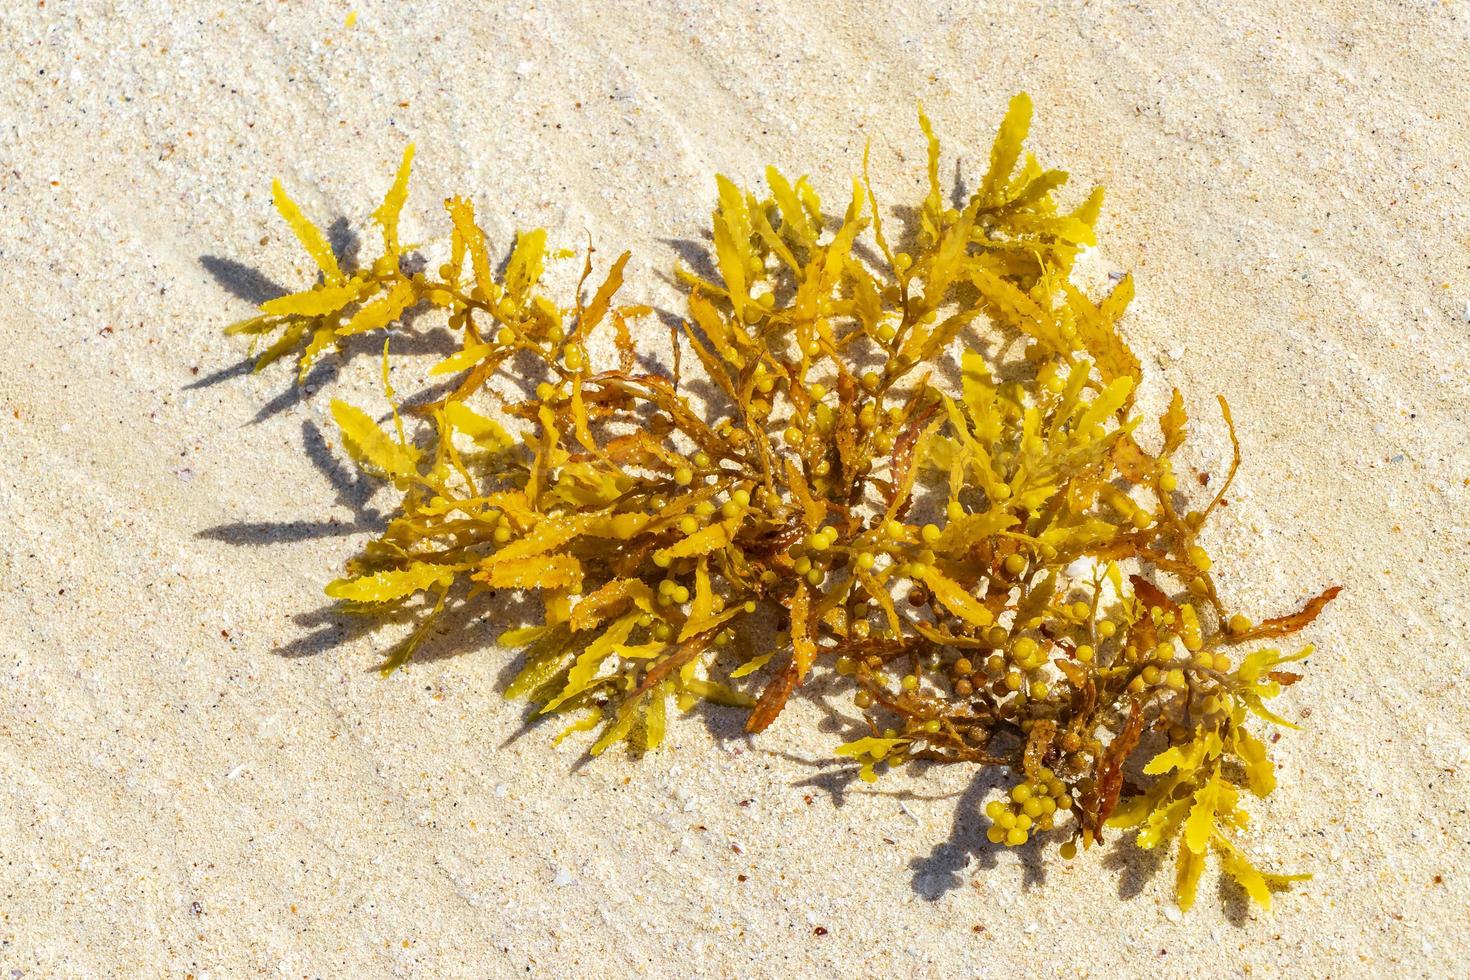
(223, 93, 1337, 913)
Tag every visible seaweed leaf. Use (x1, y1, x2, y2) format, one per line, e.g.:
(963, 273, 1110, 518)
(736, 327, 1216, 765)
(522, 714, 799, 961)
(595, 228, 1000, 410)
(979, 92, 1032, 207)
(271, 179, 343, 285)
(372, 144, 415, 255)
(330, 399, 420, 483)
(260, 278, 371, 317)
(325, 562, 455, 603)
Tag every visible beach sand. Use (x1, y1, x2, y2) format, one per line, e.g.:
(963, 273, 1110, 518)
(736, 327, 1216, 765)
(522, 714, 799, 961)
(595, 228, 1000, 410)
(2, 2, 1468, 975)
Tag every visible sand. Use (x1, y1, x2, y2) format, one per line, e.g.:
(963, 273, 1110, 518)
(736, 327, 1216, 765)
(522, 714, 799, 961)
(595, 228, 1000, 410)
(2, 1, 1468, 975)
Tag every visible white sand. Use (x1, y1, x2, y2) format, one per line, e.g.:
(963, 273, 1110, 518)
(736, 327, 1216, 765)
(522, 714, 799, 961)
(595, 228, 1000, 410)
(2, 2, 1468, 975)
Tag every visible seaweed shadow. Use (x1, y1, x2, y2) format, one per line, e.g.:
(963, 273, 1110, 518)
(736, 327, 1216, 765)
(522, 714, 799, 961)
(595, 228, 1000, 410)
(198, 419, 382, 545)
(1101, 833, 1168, 901)
(199, 255, 288, 306)
(907, 766, 1034, 900)
(271, 588, 529, 669)
(658, 234, 719, 285)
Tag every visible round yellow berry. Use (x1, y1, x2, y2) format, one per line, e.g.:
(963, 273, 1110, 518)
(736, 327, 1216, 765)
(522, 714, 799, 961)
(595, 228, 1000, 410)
(1187, 545, 1212, 572)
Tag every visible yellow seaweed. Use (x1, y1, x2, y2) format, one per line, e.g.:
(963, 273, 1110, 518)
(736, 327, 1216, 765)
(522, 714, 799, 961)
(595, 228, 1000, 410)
(224, 94, 1337, 914)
